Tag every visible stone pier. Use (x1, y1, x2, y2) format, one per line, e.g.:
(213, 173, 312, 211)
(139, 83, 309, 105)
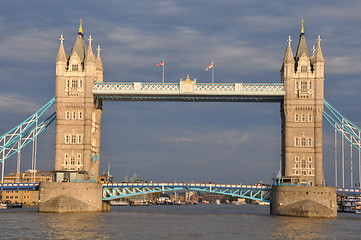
(39, 182, 108, 213)
(271, 185, 337, 217)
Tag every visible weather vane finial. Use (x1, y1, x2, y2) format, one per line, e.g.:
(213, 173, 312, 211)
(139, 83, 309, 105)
(78, 19, 83, 34)
(301, 18, 305, 34)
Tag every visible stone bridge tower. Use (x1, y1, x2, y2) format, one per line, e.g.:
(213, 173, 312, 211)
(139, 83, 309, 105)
(54, 20, 103, 182)
(272, 21, 336, 218)
(280, 20, 325, 187)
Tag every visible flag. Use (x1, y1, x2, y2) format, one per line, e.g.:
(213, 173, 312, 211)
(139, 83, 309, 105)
(156, 60, 164, 67)
(205, 62, 214, 71)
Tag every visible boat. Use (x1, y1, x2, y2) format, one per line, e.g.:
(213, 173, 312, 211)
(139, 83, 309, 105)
(355, 202, 361, 214)
(338, 196, 361, 213)
(110, 200, 128, 206)
(9, 202, 22, 208)
(0, 201, 23, 209)
(0, 201, 9, 209)
(129, 200, 152, 206)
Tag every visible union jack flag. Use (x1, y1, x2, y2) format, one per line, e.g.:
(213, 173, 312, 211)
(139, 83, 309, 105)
(205, 62, 214, 71)
(156, 60, 164, 67)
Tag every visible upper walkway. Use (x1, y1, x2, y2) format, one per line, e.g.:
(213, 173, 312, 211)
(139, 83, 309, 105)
(92, 82, 285, 102)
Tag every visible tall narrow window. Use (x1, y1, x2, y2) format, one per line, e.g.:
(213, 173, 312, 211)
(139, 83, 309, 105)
(295, 114, 300, 122)
(71, 80, 78, 88)
(72, 64, 78, 71)
(76, 135, 82, 144)
(301, 114, 306, 122)
(308, 114, 313, 122)
(301, 81, 308, 89)
(301, 160, 307, 168)
(65, 135, 70, 144)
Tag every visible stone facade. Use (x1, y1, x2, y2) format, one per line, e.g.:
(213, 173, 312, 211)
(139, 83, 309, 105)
(271, 185, 337, 217)
(39, 182, 105, 213)
(55, 20, 103, 182)
(280, 21, 325, 186)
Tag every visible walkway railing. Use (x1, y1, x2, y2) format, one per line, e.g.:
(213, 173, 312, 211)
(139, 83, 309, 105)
(92, 82, 285, 102)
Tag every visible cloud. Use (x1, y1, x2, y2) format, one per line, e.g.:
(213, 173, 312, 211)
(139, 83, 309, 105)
(0, 94, 40, 114)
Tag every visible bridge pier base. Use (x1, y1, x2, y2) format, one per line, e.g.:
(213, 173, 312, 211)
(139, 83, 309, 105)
(271, 185, 337, 218)
(39, 182, 109, 213)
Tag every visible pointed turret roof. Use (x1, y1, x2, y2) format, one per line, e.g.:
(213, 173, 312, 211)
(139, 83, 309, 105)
(96, 45, 104, 71)
(284, 36, 295, 64)
(71, 19, 86, 62)
(56, 34, 67, 62)
(315, 35, 324, 62)
(295, 19, 309, 59)
(85, 35, 95, 62)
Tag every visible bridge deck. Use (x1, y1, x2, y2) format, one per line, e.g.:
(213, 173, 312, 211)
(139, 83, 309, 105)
(92, 82, 285, 102)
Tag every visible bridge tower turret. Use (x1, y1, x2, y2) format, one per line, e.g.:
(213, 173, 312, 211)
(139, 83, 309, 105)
(280, 20, 325, 186)
(54, 20, 103, 182)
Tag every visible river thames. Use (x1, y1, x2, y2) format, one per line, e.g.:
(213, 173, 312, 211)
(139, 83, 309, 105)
(0, 204, 360, 239)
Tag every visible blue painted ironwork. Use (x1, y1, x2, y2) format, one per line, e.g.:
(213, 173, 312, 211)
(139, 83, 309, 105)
(0, 98, 56, 163)
(323, 100, 361, 152)
(102, 182, 273, 203)
(0, 183, 39, 191)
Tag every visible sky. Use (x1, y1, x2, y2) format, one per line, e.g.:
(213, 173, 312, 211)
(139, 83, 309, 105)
(0, 0, 361, 186)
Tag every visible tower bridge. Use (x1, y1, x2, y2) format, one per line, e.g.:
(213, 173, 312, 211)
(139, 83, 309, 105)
(2, 20, 361, 216)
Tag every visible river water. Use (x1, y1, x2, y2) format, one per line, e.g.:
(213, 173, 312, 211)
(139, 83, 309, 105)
(0, 204, 360, 240)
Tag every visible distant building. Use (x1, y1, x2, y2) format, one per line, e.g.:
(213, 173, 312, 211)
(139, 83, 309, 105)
(0, 169, 53, 206)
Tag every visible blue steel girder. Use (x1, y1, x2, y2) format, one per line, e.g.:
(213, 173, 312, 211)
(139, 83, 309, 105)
(323, 100, 361, 152)
(102, 183, 272, 203)
(0, 112, 56, 163)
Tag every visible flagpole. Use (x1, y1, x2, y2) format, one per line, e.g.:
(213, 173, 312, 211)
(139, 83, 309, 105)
(162, 60, 165, 83)
(212, 61, 214, 84)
